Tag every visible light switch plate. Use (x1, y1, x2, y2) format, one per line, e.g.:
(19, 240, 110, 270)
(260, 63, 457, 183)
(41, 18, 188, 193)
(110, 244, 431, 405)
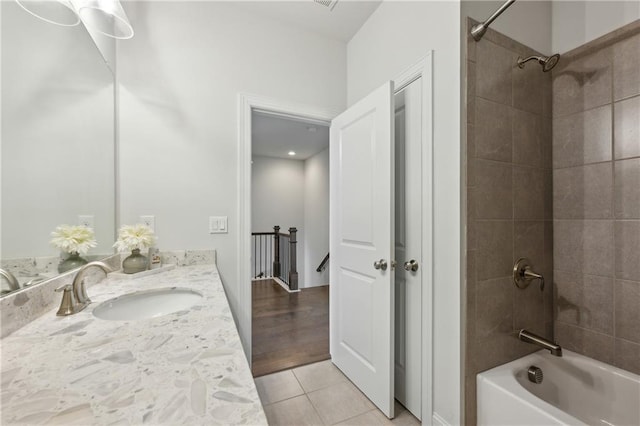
(209, 216, 228, 234)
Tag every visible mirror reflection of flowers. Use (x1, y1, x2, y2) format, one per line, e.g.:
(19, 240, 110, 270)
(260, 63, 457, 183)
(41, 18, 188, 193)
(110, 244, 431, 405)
(113, 224, 156, 252)
(50, 225, 97, 255)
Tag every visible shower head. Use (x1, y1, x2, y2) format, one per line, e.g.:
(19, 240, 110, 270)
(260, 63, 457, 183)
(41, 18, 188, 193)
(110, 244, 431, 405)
(517, 54, 560, 72)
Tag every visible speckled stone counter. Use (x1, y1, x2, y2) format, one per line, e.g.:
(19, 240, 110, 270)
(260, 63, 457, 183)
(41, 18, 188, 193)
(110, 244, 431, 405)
(0, 264, 267, 425)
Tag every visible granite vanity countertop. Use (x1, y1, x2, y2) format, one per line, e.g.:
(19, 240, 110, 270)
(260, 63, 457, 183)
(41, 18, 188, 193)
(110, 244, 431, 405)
(0, 265, 267, 425)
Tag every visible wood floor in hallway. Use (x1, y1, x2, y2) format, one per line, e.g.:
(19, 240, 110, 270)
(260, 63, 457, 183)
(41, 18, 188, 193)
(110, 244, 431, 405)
(252, 279, 330, 378)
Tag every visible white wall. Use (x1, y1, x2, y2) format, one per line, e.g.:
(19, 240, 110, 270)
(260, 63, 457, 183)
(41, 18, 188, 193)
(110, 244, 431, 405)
(461, 1, 552, 55)
(304, 148, 330, 288)
(251, 156, 305, 285)
(552, 1, 640, 53)
(117, 1, 346, 351)
(1, 2, 115, 259)
(348, 2, 461, 424)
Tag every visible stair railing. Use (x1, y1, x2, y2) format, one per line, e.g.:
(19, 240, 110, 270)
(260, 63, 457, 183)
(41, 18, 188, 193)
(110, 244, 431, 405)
(251, 225, 298, 291)
(316, 252, 330, 272)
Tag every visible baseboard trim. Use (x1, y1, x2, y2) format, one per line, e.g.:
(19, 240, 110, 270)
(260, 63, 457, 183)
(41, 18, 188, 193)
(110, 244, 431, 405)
(251, 277, 300, 293)
(274, 277, 300, 293)
(432, 413, 450, 426)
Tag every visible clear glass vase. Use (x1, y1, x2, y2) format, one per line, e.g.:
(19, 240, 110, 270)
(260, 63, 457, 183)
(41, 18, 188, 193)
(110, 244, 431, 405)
(122, 248, 148, 274)
(58, 251, 88, 273)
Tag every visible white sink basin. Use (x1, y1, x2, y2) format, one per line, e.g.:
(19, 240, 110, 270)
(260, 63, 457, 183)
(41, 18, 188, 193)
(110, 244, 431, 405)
(93, 287, 203, 321)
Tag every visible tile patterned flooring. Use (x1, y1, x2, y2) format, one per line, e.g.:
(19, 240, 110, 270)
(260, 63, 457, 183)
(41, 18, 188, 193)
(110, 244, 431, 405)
(254, 360, 421, 425)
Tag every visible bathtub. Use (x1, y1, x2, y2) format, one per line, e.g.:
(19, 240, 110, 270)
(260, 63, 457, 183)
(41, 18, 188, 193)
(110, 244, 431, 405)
(477, 349, 640, 425)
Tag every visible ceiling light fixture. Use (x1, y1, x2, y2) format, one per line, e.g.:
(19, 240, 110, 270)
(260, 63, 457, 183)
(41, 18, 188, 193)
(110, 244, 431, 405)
(15, 0, 80, 26)
(288, 151, 296, 156)
(15, 0, 134, 39)
(78, 0, 134, 39)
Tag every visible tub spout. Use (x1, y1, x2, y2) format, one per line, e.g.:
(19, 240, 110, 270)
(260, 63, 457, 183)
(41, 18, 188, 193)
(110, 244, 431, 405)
(519, 329, 563, 357)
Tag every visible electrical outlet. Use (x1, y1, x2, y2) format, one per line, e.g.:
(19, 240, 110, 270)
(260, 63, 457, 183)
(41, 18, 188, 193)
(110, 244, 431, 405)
(209, 216, 228, 234)
(140, 215, 155, 232)
(78, 215, 94, 229)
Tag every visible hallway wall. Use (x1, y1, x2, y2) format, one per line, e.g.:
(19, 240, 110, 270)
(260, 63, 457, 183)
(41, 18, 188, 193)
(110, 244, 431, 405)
(251, 156, 305, 286)
(304, 148, 330, 288)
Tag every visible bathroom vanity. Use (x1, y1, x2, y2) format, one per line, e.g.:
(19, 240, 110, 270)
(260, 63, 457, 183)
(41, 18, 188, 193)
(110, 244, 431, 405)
(0, 264, 267, 425)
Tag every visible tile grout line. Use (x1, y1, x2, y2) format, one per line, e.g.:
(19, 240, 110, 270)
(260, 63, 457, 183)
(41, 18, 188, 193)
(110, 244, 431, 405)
(330, 408, 381, 426)
(609, 51, 618, 365)
(261, 361, 420, 425)
(303, 393, 328, 426)
(291, 362, 350, 425)
(553, 156, 640, 171)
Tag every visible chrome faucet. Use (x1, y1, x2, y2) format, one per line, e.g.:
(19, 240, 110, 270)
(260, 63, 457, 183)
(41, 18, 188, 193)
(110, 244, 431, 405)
(56, 261, 114, 316)
(0, 268, 20, 292)
(72, 261, 114, 304)
(519, 329, 563, 357)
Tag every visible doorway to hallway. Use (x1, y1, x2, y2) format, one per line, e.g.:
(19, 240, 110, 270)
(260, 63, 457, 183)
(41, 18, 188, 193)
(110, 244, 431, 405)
(250, 110, 332, 377)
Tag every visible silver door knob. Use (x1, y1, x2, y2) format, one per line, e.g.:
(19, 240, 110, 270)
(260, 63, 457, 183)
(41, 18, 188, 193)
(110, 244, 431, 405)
(373, 259, 388, 271)
(403, 259, 419, 272)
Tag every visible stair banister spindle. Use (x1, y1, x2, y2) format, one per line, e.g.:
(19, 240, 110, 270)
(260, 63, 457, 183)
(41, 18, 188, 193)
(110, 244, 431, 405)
(289, 227, 298, 291)
(273, 226, 281, 278)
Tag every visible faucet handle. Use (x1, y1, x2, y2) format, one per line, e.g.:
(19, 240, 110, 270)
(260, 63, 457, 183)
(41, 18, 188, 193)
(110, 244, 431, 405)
(55, 285, 78, 316)
(513, 258, 545, 291)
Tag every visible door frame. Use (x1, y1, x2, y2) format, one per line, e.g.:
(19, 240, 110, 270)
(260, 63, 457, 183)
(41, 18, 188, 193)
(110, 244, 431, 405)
(237, 50, 433, 423)
(237, 93, 340, 362)
(392, 52, 434, 425)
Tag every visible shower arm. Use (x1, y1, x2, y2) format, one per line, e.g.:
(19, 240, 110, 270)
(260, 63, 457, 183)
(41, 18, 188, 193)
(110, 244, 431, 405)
(471, 0, 516, 41)
(517, 56, 540, 69)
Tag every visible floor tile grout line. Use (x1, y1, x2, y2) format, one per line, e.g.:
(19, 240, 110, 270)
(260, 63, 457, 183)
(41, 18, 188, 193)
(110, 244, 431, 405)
(303, 393, 329, 426)
(261, 391, 306, 408)
(305, 377, 376, 425)
(294, 363, 349, 425)
(292, 361, 349, 394)
(255, 369, 306, 406)
(290, 366, 307, 394)
(258, 359, 420, 425)
(329, 408, 381, 426)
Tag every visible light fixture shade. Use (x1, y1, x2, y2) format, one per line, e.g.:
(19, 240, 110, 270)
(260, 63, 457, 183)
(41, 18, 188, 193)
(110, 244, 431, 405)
(78, 0, 133, 39)
(15, 0, 81, 27)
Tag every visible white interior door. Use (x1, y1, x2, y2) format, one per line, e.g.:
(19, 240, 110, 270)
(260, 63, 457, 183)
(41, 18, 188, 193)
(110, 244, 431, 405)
(329, 81, 395, 418)
(394, 80, 423, 419)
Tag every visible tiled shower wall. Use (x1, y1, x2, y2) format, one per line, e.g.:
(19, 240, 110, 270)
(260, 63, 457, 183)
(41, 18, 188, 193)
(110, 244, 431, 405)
(464, 19, 553, 425)
(552, 21, 640, 375)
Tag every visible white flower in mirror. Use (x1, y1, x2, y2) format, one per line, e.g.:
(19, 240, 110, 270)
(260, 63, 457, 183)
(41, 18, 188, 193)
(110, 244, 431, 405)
(50, 225, 98, 255)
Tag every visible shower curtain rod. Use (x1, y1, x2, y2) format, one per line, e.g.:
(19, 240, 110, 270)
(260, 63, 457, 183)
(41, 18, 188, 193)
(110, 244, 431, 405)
(470, 0, 516, 42)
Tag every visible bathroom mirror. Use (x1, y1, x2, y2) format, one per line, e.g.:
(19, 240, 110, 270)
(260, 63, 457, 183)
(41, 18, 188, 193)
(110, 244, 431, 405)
(0, 1, 116, 296)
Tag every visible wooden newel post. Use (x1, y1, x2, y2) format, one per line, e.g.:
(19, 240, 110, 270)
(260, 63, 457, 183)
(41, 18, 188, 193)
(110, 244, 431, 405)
(288, 227, 298, 291)
(273, 226, 281, 278)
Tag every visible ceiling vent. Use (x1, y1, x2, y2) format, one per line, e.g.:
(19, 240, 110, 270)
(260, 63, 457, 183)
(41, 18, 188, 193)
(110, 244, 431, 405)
(313, 0, 339, 11)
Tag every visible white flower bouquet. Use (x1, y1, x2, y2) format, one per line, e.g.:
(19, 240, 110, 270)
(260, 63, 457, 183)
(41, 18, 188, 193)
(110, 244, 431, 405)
(50, 225, 98, 255)
(113, 224, 156, 252)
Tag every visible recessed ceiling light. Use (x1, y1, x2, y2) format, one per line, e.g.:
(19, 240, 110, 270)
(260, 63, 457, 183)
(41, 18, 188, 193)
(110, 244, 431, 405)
(288, 151, 296, 156)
